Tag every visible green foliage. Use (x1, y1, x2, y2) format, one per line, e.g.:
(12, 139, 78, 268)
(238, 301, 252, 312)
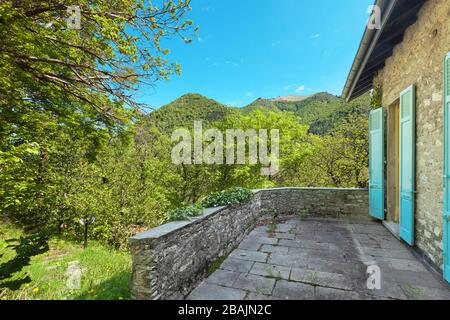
(297, 209, 310, 219)
(201, 187, 254, 208)
(0, 0, 196, 115)
(149, 93, 235, 133)
(243, 92, 371, 135)
(0, 0, 196, 249)
(371, 84, 383, 110)
(0, 220, 131, 300)
(166, 205, 202, 222)
(0, 0, 371, 258)
(295, 113, 369, 188)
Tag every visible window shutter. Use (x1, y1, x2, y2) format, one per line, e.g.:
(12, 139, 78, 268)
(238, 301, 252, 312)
(399, 85, 416, 246)
(444, 53, 450, 282)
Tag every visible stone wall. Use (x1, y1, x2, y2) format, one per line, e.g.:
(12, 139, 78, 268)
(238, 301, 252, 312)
(129, 188, 368, 300)
(257, 188, 369, 218)
(375, 0, 450, 268)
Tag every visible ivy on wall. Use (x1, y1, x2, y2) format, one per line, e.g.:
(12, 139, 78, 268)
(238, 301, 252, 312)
(371, 79, 383, 110)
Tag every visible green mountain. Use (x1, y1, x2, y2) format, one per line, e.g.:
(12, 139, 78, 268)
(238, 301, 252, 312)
(148, 93, 234, 132)
(242, 92, 371, 134)
(147, 92, 371, 135)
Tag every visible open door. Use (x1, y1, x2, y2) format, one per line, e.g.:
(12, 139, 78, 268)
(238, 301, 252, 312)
(443, 53, 450, 282)
(399, 85, 416, 246)
(369, 108, 385, 220)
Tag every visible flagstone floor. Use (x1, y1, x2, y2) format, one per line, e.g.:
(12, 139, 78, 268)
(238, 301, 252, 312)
(188, 218, 450, 300)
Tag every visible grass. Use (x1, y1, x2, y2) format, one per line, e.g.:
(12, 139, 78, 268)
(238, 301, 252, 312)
(0, 219, 132, 300)
(267, 223, 277, 234)
(207, 255, 229, 276)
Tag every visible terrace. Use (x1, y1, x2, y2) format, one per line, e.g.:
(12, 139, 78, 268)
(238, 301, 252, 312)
(130, 188, 450, 300)
(188, 217, 450, 300)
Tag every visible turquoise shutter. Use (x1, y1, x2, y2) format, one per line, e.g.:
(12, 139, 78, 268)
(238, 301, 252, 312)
(444, 53, 450, 282)
(369, 108, 385, 220)
(399, 85, 416, 245)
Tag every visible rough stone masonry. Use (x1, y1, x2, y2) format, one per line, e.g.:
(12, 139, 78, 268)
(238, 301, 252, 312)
(129, 188, 368, 300)
(375, 0, 450, 268)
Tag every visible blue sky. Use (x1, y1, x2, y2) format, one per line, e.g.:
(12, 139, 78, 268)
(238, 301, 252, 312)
(135, 0, 373, 108)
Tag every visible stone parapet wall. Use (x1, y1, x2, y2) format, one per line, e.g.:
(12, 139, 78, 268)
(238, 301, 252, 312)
(257, 188, 368, 218)
(129, 188, 368, 300)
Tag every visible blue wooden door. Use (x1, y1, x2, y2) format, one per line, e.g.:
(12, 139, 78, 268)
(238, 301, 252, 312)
(444, 53, 450, 282)
(369, 108, 385, 220)
(399, 85, 416, 246)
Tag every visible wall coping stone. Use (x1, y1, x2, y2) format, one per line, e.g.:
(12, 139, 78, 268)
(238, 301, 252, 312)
(130, 206, 228, 241)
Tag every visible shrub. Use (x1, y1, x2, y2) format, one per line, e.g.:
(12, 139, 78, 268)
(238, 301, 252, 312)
(201, 187, 254, 208)
(166, 205, 202, 222)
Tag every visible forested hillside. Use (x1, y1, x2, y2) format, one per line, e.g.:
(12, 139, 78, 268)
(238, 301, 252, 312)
(242, 92, 371, 134)
(148, 92, 371, 136)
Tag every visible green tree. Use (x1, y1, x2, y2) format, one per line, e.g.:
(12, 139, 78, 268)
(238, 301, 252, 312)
(0, 0, 196, 117)
(299, 114, 369, 188)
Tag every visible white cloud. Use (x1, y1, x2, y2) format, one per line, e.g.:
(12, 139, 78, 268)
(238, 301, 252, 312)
(284, 85, 293, 90)
(312, 34, 321, 38)
(295, 85, 305, 93)
(246, 92, 254, 97)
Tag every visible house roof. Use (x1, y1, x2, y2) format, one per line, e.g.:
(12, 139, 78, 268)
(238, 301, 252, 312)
(342, 0, 427, 101)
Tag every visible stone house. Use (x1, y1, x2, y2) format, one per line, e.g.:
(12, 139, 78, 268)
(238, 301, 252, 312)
(343, 0, 450, 282)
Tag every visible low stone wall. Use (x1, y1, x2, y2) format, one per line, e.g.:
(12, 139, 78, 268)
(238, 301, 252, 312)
(129, 188, 368, 300)
(257, 188, 369, 218)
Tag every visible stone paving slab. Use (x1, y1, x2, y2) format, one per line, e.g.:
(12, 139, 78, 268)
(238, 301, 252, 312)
(268, 252, 309, 268)
(233, 273, 276, 295)
(245, 292, 282, 300)
(376, 256, 429, 273)
(272, 280, 315, 300)
(365, 279, 408, 300)
(187, 217, 450, 300)
(306, 257, 364, 276)
(260, 244, 289, 254)
(315, 287, 370, 300)
(238, 239, 263, 251)
(229, 249, 268, 263)
(290, 267, 353, 291)
(220, 257, 255, 273)
(249, 262, 291, 280)
(244, 234, 279, 245)
(205, 269, 241, 287)
(189, 283, 247, 300)
(361, 247, 417, 260)
(399, 283, 450, 300)
(382, 267, 446, 288)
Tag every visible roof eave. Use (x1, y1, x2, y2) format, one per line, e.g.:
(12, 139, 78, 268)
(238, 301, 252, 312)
(342, 0, 399, 102)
